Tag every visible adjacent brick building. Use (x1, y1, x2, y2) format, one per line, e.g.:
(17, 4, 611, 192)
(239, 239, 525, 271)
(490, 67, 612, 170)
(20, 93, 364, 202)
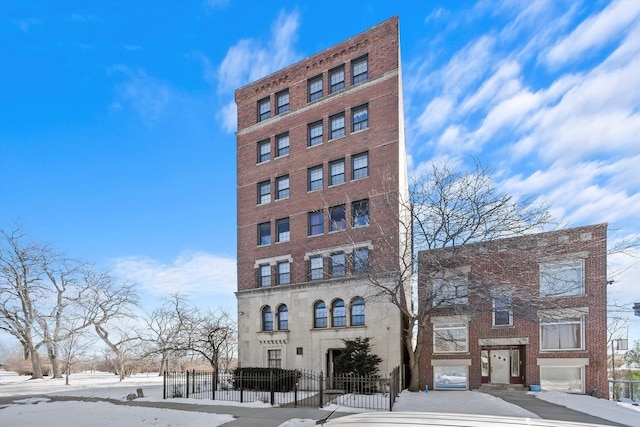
(234, 17, 410, 375)
(418, 224, 608, 395)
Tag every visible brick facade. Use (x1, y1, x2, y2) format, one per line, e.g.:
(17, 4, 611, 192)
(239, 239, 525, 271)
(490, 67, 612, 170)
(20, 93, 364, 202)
(417, 224, 608, 396)
(235, 17, 410, 374)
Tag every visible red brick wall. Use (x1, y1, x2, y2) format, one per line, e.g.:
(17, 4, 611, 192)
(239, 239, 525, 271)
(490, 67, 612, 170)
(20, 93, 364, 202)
(235, 17, 403, 291)
(417, 224, 608, 395)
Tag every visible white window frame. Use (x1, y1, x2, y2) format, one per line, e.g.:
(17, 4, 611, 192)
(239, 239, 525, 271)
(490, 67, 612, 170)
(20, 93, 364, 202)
(540, 260, 584, 297)
(493, 296, 513, 326)
(433, 323, 468, 353)
(540, 317, 584, 351)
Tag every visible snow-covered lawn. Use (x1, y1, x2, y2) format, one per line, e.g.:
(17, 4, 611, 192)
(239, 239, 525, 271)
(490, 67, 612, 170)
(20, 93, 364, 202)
(1, 370, 638, 427)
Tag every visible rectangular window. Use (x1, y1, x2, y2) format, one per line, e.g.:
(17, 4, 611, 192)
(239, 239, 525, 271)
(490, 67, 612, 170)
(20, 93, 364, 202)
(258, 222, 271, 246)
(310, 256, 323, 280)
(308, 75, 323, 101)
(268, 349, 281, 369)
(352, 199, 369, 228)
(278, 261, 290, 285)
(276, 217, 290, 243)
(258, 97, 270, 122)
(276, 175, 289, 200)
(308, 211, 324, 236)
(257, 140, 270, 163)
(329, 159, 345, 186)
(493, 296, 512, 326)
(354, 248, 369, 273)
(352, 56, 368, 84)
(276, 133, 289, 157)
(540, 261, 584, 297)
(331, 252, 346, 278)
(434, 366, 468, 390)
(433, 277, 469, 306)
(330, 113, 345, 139)
(257, 181, 270, 205)
(352, 152, 368, 180)
(329, 66, 345, 93)
(259, 264, 271, 287)
(433, 323, 468, 353)
(329, 204, 346, 231)
(352, 104, 368, 132)
(276, 90, 289, 114)
(308, 121, 323, 146)
(308, 165, 323, 191)
(540, 318, 583, 350)
(540, 366, 583, 393)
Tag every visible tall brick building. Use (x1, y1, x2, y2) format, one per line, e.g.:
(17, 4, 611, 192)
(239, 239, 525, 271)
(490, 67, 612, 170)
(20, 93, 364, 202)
(418, 224, 608, 395)
(234, 17, 410, 374)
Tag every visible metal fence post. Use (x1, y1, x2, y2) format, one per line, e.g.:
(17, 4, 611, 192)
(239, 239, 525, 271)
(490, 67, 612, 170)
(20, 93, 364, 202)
(270, 370, 275, 406)
(319, 370, 324, 408)
(240, 370, 244, 403)
(163, 371, 166, 400)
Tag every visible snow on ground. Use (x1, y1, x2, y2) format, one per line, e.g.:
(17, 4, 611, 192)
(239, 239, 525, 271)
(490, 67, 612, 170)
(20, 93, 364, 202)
(1, 370, 639, 427)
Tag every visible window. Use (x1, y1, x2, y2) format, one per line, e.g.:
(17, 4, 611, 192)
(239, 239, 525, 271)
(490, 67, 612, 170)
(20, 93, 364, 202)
(540, 318, 583, 350)
(276, 175, 290, 200)
(329, 205, 346, 231)
(257, 140, 270, 163)
(310, 256, 323, 280)
(308, 76, 323, 101)
(352, 56, 368, 84)
(540, 366, 583, 393)
(433, 277, 469, 306)
(308, 121, 323, 146)
(308, 165, 323, 191)
(354, 248, 369, 273)
(329, 66, 345, 93)
(434, 366, 468, 390)
(493, 296, 512, 326)
(277, 261, 290, 285)
(258, 97, 270, 122)
(351, 297, 365, 326)
(268, 349, 281, 368)
(329, 159, 345, 186)
(352, 199, 369, 227)
(314, 301, 327, 328)
(332, 299, 346, 327)
(262, 306, 273, 331)
(330, 114, 345, 139)
(258, 222, 271, 246)
(352, 152, 368, 180)
(277, 304, 288, 330)
(540, 261, 584, 297)
(309, 211, 324, 235)
(276, 90, 289, 114)
(259, 264, 271, 287)
(433, 323, 468, 353)
(276, 133, 289, 157)
(352, 105, 368, 132)
(257, 181, 270, 204)
(276, 218, 290, 243)
(330, 252, 346, 278)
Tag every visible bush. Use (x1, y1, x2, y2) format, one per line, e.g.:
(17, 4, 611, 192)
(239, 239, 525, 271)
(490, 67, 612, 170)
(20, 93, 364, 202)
(233, 367, 298, 392)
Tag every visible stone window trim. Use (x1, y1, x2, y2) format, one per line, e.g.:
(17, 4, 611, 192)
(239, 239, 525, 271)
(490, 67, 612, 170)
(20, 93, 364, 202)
(303, 241, 373, 260)
(254, 255, 293, 269)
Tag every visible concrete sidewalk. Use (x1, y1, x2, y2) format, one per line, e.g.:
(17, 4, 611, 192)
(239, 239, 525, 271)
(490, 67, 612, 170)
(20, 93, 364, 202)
(479, 389, 628, 426)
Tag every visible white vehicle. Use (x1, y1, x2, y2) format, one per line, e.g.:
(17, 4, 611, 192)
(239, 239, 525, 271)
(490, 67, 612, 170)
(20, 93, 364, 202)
(436, 372, 467, 385)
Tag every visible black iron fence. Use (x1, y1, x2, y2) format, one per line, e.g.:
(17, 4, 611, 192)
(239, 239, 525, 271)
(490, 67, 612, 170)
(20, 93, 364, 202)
(163, 366, 402, 411)
(608, 379, 640, 402)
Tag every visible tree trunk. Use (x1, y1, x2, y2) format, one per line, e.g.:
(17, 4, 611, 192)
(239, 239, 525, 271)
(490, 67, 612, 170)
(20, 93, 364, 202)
(30, 349, 43, 379)
(47, 343, 62, 378)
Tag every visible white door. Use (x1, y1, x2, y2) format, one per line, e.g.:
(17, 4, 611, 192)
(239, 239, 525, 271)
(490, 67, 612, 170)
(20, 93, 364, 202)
(490, 350, 510, 384)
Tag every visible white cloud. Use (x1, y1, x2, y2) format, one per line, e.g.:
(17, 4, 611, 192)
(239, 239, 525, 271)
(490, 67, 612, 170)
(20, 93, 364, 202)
(217, 101, 237, 133)
(216, 10, 301, 94)
(111, 251, 237, 301)
(545, 0, 640, 69)
(110, 66, 172, 125)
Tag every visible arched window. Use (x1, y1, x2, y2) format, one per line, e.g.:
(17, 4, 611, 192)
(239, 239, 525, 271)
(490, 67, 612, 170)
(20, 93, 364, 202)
(277, 304, 288, 330)
(262, 306, 273, 331)
(332, 299, 346, 327)
(314, 301, 327, 328)
(351, 297, 365, 326)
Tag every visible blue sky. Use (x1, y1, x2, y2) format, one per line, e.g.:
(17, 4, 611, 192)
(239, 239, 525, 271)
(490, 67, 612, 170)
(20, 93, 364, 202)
(1, 1, 639, 343)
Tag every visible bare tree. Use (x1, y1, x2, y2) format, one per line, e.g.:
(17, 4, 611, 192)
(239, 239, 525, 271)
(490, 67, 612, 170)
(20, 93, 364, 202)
(58, 319, 97, 385)
(0, 226, 48, 378)
(81, 269, 140, 381)
(183, 307, 236, 373)
(356, 161, 551, 391)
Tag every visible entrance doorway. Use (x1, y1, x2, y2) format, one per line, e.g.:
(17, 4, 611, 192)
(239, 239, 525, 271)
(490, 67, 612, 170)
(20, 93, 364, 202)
(490, 349, 510, 384)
